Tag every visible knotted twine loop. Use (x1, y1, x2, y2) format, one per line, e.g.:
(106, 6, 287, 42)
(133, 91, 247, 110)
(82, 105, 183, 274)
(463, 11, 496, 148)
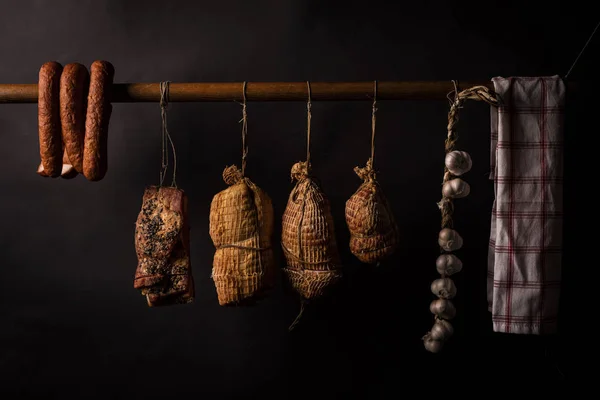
(159, 81, 178, 188)
(353, 81, 378, 183)
(288, 83, 313, 183)
(240, 81, 249, 177)
(223, 164, 244, 185)
(354, 158, 376, 182)
(438, 80, 499, 232)
(290, 161, 310, 182)
(223, 83, 249, 187)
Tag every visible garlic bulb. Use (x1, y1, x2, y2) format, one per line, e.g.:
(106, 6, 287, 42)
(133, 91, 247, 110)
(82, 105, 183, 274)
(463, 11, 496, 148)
(436, 254, 463, 276)
(438, 228, 463, 251)
(430, 319, 454, 341)
(423, 333, 444, 353)
(442, 178, 470, 199)
(445, 151, 472, 176)
(431, 278, 457, 299)
(430, 299, 456, 319)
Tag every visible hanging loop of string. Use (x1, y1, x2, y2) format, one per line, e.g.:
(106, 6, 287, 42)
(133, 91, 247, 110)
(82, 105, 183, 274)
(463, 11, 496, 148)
(159, 81, 178, 188)
(564, 19, 600, 79)
(306, 81, 312, 170)
(240, 81, 249, 177)
(370, 80, 377, 168)
(159, 81, 169, 185)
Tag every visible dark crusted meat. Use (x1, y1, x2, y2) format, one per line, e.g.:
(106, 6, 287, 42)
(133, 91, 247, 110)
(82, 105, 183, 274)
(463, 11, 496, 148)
(133, 186, 194, 307)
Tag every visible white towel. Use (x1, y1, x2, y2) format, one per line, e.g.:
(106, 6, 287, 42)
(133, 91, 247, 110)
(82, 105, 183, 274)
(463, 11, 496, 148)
(488, 76, 565, 334)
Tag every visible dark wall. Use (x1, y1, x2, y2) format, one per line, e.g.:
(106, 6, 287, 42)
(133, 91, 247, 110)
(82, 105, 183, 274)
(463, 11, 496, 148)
(0, 1, 593, 397)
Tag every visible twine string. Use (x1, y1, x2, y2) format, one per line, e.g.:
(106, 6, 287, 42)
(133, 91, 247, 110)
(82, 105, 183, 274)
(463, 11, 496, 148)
(281, 243, 333, 265)
(216, 243, 271, 251)
(306, 81, 312, 170)
(159, 81, 177, 188)
(370, 80, 377, 167)
(288, 299, 306, 331)
(159, 82, 168, 186)
(565, 19, 600, 79)
(240, 81, 249, 176)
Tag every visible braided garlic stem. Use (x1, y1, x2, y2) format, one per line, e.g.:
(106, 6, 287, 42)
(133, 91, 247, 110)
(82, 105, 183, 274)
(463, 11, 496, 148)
(423, 83, 499, 353)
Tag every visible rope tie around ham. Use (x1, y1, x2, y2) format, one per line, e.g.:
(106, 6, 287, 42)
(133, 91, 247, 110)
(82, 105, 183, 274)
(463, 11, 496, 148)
(223, 164, 244, 185)
(290, 160, 310, 182)
(354, 157, 376, 183)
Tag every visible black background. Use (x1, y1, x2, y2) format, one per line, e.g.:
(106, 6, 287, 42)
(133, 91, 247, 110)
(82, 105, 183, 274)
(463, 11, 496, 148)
(0, 0, 595, 397)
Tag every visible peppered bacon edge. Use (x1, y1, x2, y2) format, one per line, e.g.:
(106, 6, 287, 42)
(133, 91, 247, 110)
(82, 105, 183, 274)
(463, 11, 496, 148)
(133, 186, 194, 307)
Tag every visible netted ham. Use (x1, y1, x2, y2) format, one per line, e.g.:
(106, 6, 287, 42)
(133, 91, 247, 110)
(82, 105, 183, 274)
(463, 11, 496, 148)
(345, 159, 399, 264)
(281, 161, 342, 300)
(209, 165, 275, 306)
(134, 186, 194, 307)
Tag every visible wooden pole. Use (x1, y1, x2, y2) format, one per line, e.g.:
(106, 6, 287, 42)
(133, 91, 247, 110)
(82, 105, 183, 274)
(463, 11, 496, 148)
(0, 81, 497, 103)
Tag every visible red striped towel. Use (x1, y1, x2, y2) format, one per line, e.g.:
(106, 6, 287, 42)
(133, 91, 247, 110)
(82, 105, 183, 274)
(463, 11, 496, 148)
(487, 76, 565, 334)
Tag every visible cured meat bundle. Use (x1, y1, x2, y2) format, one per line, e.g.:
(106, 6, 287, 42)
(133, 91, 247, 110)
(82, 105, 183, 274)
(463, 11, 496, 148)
(209, 165, 275, 306)
(281, 161, 342, 300)
(345, 159, 399, 264)
(37, 61, 64, 178)
(134, 186, 194, 307)
(83, 60, 114, 181)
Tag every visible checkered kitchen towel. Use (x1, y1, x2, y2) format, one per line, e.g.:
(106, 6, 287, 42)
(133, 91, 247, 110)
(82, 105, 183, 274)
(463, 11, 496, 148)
(487, 76, 564, 334)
